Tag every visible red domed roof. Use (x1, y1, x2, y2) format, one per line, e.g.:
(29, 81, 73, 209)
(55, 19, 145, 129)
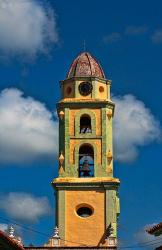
(67, 52, 105, 79)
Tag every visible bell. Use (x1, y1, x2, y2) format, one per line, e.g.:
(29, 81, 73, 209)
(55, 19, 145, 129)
(81, 160, 91, 177)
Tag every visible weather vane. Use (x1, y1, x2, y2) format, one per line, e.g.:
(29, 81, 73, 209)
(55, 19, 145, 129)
(83, 40, 86, 51)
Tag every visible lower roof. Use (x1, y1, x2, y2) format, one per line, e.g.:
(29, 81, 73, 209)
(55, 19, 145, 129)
(146, 222, 162, 236)
(0, 230, 24, 250)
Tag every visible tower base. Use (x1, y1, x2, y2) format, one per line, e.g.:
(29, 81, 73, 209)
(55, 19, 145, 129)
(52, 177, 120, 247)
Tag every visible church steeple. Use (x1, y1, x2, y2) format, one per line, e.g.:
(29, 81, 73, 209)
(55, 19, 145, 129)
(52, 52, 120, 248)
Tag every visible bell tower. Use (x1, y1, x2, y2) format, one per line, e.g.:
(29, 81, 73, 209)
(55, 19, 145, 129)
(52, 52, 120, 247)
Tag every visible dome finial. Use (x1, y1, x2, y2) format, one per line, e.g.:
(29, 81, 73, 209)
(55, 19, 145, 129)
(83, 40, 86, 52)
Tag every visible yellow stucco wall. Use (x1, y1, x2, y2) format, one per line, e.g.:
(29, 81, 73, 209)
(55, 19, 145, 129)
(62, 79, 110, 101)
(96, 83, 107, 100)
(69, 109, 101, 136)
(65, 190, 105, 246)
(69, 139, 101, 165)
(63, 82, 75, 98)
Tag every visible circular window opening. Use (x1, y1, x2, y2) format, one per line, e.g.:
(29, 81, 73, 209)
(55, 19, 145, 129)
(76, 206, 93, 218)
(66, 86, 72, 95)
(99, 86, 104, 93)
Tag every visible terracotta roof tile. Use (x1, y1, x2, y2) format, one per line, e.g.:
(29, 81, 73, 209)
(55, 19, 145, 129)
(146, 222, 162, 235)
(67, 52, 105, 79)
(0, 230, 24, 250)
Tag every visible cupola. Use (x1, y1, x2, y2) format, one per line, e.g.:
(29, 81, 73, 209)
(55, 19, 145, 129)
(60, 52, 111, 101)
(67, 52, 105, 79)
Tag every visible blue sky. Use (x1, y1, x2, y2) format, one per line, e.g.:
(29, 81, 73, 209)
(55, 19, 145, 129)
(0, 0, 162, 249)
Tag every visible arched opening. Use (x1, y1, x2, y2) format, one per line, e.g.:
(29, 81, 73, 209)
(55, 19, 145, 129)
(79, 144, 94, 177)
(80, 115, 92, 134)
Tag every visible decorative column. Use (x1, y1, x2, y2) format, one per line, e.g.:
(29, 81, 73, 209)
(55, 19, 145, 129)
(44, 227, 61, 247)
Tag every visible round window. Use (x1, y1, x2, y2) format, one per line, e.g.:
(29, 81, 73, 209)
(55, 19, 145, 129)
(66, 86, 72, 95)
(99, 86, 104, 93)
(76, 206, 93, 218)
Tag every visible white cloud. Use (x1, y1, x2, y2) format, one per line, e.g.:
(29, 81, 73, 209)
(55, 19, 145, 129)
(125, 25, 148, 35)
(103, 33, 121, 44)
(103, 25, 148, 45)
(151, 29, 162, 44)
(0, 192, 51, 223)
(0, 89, 161, 165)
(0, 88, 58, 164)
(0, 223, 8, 232)
(0, 0, 58, 58)
(113, 95, 161, 163)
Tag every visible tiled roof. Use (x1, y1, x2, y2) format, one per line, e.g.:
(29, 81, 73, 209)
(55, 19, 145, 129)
(67, 52, 105, 79)
(0, 230, 24, 250)
(25, 247, 116, 250)
(146, 222, 162, 235)
(156, 247, 162, 250)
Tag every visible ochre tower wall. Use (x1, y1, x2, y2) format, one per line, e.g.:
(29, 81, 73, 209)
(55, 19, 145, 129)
(65, 190, 105, 246)
(69, 139, 102, 165)
(53, 178, 120, 247)
(69, 109, 101, 136)
(62, 79, 110, 100)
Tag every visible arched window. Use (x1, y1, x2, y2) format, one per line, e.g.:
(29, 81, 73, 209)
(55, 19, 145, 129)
(79, 144, 94, 177)
(80, 115, 92, 133)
